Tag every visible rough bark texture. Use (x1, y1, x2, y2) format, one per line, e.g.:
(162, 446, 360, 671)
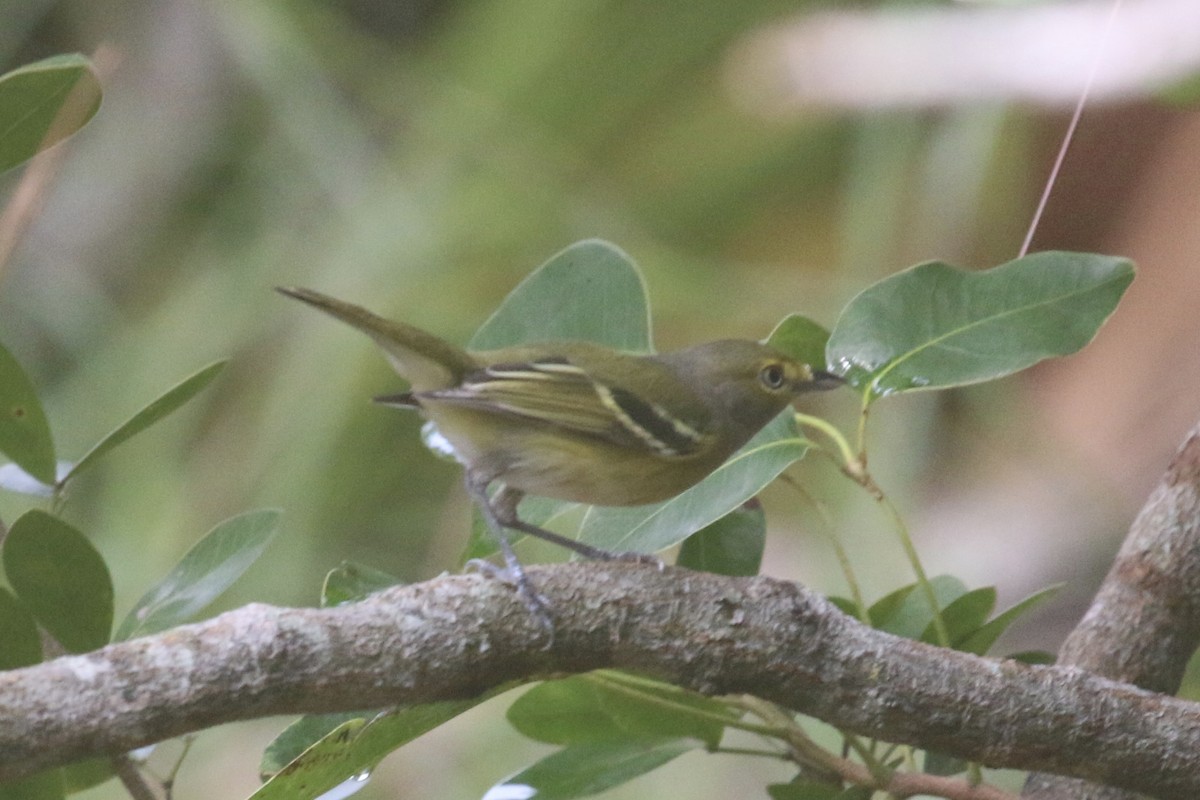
(1, 563, 1198, 797)
(1024, 424, 1200, 800)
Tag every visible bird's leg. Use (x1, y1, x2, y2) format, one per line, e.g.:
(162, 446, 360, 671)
(489, 487, 663, 569)
(464, 477, 554, 631)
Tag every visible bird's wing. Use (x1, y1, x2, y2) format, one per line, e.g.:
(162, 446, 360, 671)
(420, 357, 709, 457)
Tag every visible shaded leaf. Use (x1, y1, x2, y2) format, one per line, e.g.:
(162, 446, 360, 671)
(924, 750, 967, 776)
(484, 739, 698, 800)
(676, 502, 765, 577)
(0, 54, 101, 174)
(0, 586, 42, 670)
(871, 576, 966, 639)
(2, 511, 112, 653)
(115, 509, 279, 640)
(0, 340, 55, 485)
(959, 584, 1063, 656)
(469, 239, 651, 353)
(766, 314, 831, 370)
(0, 768, 64, 800)
(508, 672, 734, 749)
(322, 561, 403, 607)
(827, 252, 1134, 398)
(577, 411, 806, 554)
(256, 690, 512, 798)
(920, 586, 996, 646)
(61, 360, 226, 487)
(62, 759, 115, 793)
(768, 781, 869, 799)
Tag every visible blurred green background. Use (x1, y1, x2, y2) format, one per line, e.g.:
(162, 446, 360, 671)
(4, 1, 1200, 798)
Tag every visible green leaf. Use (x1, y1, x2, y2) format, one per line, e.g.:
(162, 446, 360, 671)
(61, 759, 115, 794)
(766, 314, 831, 369)
(0, 586, 42, 670)
(0, 768, 64, 800)
(0, 340, 56, 485)
(871, 576, 967, 640)
(260, 712, 377, 777)
(920, 586, 996, 646)
(115, 509, 279, 640)
(0, 54, 101, 174)
(60, 360, 226, 487)
(924, 749, 967, 776)
(321, 561, 403, 607)
(255, 692, 510, 798)
(958, 584, 1063, 656)
(768, 781, 869, 800)
(827, 252, 1134, 398)
(1008, 650, 1056, 665)
(486, 739, 699, 800)
(577, 411, 807, 554)
(676, 502, 765, 576)
(2, 511, 112, 653)
(507, 672, 734, 749)
(470, 239, 651, 353)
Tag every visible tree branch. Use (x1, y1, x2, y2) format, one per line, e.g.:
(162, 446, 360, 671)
(1024, 422, 1200, 799)
(2, 563, 1198, 796)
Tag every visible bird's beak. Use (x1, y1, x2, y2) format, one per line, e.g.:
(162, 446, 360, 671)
(804, 370, 845, 392)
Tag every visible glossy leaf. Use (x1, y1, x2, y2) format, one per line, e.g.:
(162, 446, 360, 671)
(0, 54, 101, 174)
(0, 341, 55, 485)
(0, 586, 42, 670)
(577, 411, 806, 554)
(322, 561, 403, 607)
(60, 360, 226, 487)
(484, 739, 698, 800)
(470, 239, 651, 353)
(766, 314, 831, 370)
(827, 252, 1134, 397)
(256, 692, 510, 798)
(920, 586, 996, 646)
(115, 509, 279, 640)
(3, 511, 112, 653)
(958, 584, 1063, 656)
(676, 502, 765, 577)
(507, 672, 733, 748)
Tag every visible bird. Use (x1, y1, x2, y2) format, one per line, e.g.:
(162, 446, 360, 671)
(278, 286, 840, 626)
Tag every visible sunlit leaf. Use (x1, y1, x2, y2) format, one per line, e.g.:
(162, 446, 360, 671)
(2, 511, 112, 653)
(676, 502, 765, 577)
(115, 509, 279, 640)
(827, 252, 1134, 398)
(0, 341, 55, 485)
(484, 739, 698, 800)
(60, 360, 226, 487)
(0, 53, 101, 174)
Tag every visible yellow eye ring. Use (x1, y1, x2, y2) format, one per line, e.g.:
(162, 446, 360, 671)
(759, 363, 787, 390)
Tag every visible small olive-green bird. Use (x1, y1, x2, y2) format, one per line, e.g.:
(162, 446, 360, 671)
(278, 286, 839, 621)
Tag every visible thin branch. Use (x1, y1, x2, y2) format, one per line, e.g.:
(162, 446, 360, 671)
(1024, 422, 1200, 798)
(0, 564, 1197, 797)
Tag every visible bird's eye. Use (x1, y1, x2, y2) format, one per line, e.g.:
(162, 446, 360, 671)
(759, 363, 787, 390)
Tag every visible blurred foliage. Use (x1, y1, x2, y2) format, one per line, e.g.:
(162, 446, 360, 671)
(0, 0, 1126, 799)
